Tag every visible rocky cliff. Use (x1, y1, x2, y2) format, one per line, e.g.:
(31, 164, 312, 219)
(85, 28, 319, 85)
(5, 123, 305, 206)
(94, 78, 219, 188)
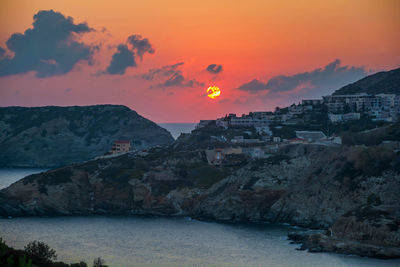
(0, 105, 174, 167)
(1, 144, 399, 258)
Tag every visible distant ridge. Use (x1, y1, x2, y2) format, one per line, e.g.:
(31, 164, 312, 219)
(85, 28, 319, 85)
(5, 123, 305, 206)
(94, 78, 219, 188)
(0, 105, 174, 167)
(333, 67, 400, 95)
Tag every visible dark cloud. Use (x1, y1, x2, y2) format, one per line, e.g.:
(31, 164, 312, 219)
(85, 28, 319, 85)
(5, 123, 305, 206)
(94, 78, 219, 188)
(237, 59, 367, 97)
(142, 62, 203, 89)
(237, 79, 268, 92)
(127, 35, 155, 60)
(0, 47, 5, 58)
(106, 45, 136, 75)
(105, 34, 154, 75)
(0, 10, 95, 77)
(142, 62, 184, 80)
(160, 72, 204, 88)
(206, 64, 223, 74)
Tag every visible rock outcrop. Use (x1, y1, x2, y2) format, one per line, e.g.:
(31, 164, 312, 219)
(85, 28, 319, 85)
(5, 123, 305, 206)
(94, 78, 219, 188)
(289, 206, 400, 258)
(0, 105, 174, 167)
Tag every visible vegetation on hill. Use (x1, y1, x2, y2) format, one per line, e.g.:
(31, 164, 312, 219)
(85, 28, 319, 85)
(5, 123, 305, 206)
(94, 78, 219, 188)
(341, 123, 400, 146)
(333, 67, 400, 95)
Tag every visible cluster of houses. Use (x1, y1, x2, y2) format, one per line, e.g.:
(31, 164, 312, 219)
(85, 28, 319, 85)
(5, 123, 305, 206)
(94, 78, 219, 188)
(203, 130, 342, 165)
(194, 93, 400, 165)
(197, 93, 400, 130)
(104, 92, 399, 165)
(324, 93, 400, 122)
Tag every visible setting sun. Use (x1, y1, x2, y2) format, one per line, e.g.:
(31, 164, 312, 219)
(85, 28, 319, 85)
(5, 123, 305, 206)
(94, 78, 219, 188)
(207, 86, 221, 99)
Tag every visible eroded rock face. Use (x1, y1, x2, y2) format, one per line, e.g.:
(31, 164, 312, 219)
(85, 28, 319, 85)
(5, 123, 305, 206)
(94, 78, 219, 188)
(0, 149, 226, 217)
(290, 206, 400, 259)
(332, 206, 400, 247)
(0, 105, 174, 167)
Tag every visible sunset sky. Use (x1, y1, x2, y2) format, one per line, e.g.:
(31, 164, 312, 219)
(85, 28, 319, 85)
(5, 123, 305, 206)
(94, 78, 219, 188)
(0, 0, 399, 122)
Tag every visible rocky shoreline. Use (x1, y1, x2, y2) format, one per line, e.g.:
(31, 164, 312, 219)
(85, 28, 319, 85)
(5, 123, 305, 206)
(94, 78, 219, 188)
(288, 206, 400, 259)
(1, 143, 399, 259)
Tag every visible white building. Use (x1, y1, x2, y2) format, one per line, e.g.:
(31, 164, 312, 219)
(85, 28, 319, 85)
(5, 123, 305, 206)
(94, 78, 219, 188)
(328, 113, 360, 123)
(230, 116, 269, 127)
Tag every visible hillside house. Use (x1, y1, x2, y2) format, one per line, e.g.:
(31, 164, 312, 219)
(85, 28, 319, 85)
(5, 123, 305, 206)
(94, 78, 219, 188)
(111, 140, 131, 154)
(272, 136, 281, 143)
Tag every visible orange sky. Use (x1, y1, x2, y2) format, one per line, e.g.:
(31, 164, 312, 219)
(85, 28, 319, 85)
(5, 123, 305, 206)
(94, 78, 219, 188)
(0, 0, 399, 122)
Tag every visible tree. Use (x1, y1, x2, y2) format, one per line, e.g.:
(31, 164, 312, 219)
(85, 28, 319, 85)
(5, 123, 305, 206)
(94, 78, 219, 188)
(24, 241, 57, 262)
(93, 257, 107, 267)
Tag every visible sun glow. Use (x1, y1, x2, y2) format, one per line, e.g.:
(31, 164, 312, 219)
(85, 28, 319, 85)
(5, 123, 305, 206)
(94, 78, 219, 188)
(207, 86, 221, 99)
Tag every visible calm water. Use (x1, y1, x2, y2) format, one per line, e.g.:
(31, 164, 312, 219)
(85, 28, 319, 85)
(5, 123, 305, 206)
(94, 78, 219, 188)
(1, 170, 400, 267)
(158, 123, 197, 139)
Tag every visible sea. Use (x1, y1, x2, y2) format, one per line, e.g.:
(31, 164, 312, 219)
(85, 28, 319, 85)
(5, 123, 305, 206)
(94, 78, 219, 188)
(158, 123, 197, 139)
(1, 169, 400, 266)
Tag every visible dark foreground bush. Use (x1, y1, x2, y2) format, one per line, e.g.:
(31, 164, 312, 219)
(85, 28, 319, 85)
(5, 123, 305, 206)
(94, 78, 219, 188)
(0, 238, 105, 267)
(24, 241, 57, 262)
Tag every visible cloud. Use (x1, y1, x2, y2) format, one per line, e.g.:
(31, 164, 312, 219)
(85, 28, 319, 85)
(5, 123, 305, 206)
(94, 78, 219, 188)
(127, 35, 155, 60)
(159, 72, 204, 88)
(237, 79, 268, 93)
(0, 10, 95, 78)
(206, 64, 223, 74)
(0, 47, 5, 58)
(142, 62, 184, 81)
(106, 45, 136, 75)
(142, 62, 204, 89)
(105, 34, 154, 75)
(237, 59, 367, 97)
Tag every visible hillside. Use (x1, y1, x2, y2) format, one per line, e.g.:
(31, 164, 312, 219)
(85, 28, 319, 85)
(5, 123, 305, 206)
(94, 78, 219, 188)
(1, 143, 399, 258)
(333, 67, 400, 95)
(0, 105, 174, 167)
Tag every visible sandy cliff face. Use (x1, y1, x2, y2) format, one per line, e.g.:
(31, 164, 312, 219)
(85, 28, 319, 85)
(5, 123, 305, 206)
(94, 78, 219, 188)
(0, 105, 174, 167)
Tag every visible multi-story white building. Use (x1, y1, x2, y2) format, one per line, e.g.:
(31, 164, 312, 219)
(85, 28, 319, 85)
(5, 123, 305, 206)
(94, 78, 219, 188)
(323, 94, 374, 112)
(324, 93, 399, 121)
(230, 116, 269, 127)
